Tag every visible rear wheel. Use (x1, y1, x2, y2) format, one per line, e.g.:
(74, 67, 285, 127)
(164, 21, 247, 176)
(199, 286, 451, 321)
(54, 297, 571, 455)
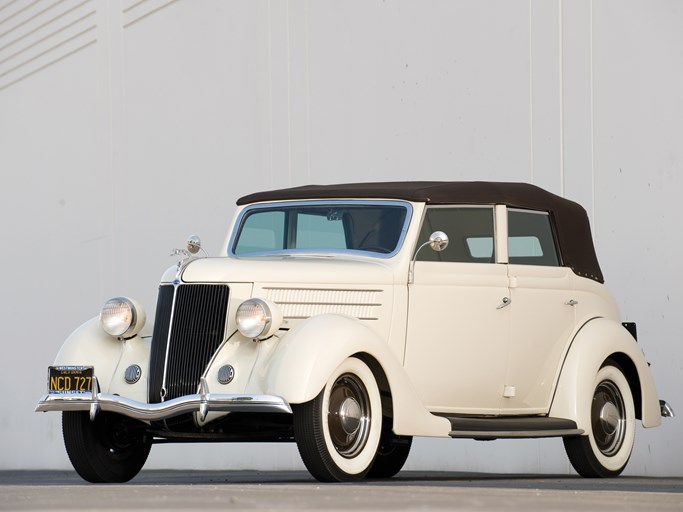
(293, 357, 382, 482)
(564, 362, 636, 477)
(62, 411, 151, 483)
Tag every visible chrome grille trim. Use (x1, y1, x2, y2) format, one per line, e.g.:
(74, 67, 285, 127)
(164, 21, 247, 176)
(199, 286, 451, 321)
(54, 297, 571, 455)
(148, 285, 174, 404)
(149, 283, 230, 403)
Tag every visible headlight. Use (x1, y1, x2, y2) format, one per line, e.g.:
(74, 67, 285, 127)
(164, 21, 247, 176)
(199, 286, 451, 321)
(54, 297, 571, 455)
(100, 297, 146, 338)
(235, 298, 282, 340)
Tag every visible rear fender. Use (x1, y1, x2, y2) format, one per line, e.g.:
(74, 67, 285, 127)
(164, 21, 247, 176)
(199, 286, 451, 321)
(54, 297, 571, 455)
(550, 317, 662, 430)
(260, 314, 450, 437)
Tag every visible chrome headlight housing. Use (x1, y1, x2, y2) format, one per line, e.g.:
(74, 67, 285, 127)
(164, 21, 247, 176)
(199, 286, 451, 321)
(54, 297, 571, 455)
(100, 297, 146, 338)
(236, 298, 282, 340)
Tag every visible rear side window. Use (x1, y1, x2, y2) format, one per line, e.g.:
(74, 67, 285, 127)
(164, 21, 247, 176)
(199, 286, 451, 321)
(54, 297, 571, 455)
(508, 210, 560, 266)
(416, 207, 495, 263)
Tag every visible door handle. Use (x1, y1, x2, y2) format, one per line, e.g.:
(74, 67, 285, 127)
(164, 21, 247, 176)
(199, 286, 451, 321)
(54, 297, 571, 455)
(497, 297, 511, 309)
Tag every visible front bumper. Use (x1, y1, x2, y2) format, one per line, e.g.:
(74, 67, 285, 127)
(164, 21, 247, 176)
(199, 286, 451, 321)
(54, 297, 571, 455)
(35, 377, 292, 422)
(660, 400, 675, 418)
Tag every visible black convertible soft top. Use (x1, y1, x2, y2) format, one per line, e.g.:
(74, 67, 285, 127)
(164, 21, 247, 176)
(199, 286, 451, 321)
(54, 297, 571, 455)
(237, 181, 603, 282)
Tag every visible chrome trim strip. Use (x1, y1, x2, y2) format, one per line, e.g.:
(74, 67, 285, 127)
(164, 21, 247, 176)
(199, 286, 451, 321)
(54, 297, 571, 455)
(160, 282, 179, 403)
(36, 389, 292, 421)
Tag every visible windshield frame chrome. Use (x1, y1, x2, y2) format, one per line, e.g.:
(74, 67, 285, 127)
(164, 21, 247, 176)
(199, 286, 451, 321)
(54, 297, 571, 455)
(228, 200, 414, 259)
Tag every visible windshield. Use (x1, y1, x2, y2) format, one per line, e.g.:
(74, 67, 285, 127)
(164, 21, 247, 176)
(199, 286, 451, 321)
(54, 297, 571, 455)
(231, 201, 411, 257)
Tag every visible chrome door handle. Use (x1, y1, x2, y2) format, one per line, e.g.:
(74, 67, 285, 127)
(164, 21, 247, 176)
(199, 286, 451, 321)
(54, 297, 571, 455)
(497, 297, 511, 309)
(565, 299, 578, 306)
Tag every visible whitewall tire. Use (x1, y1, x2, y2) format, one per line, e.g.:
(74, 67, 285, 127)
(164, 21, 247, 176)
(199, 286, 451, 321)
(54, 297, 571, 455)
(293, 357, 382, 482)
(564, 361, 636, 477)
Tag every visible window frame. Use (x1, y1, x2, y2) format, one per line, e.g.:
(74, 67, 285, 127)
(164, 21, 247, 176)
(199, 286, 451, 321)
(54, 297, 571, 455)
(506, 208, 563, 267)
(414, 205, 499, 264)
(228, 200, 413, 259)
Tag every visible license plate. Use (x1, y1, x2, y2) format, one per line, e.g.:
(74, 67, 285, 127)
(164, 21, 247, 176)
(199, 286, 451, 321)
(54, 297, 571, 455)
(48, 366, 94, 395)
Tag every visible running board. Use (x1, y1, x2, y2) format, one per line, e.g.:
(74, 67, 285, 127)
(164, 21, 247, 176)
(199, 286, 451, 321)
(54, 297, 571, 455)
(438, 415, 584, 440)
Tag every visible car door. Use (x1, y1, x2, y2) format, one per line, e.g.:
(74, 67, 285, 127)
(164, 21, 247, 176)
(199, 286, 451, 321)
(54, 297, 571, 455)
(502, 208, 576, 414)
(404, 206, 511, 415)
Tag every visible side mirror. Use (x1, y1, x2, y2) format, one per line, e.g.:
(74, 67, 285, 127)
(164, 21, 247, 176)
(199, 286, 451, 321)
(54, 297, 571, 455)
(409, 231, 449, 283)
(428, 231, 449, 252)
(171, 234, 207, 268)
(187, 235, 202, 255)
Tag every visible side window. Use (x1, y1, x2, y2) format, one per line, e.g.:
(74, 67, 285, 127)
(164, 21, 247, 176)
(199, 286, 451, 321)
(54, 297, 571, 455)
(507, 209, 560, 266)
(416, 207, 495, 263)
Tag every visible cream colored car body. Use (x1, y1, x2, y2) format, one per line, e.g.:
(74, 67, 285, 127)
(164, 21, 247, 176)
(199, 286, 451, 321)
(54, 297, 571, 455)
(46, 198, 661, 437)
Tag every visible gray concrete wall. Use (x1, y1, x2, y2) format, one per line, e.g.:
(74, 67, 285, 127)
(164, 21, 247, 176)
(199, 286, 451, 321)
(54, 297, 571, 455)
(1, 0, 680, 475)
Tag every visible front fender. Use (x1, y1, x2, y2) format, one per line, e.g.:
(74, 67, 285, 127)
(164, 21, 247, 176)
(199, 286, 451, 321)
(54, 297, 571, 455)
(259, 314, 450, 437)
(52, 317, 151, 403)
(550, 317, 662, 431)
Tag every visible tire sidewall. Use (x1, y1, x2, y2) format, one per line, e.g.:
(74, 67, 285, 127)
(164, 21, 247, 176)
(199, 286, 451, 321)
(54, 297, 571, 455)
(587, 364, 636, 473)
(62, 411, 151, 483)
(321, 357, 382, 476)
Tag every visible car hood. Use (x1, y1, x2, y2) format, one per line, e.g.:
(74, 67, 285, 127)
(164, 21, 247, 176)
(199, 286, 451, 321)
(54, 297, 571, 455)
(177, 255, 399, 286)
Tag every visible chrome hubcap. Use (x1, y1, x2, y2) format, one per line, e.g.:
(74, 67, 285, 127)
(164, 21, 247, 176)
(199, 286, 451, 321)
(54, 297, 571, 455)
(599, 402, 619, 435)
(339, 397, 362, 435)
(328, 374, 371, 458)
(592, 380, 626, 456)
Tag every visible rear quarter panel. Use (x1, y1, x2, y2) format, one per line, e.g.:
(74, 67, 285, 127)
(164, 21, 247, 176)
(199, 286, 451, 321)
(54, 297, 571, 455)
(550, 317, 662, 430)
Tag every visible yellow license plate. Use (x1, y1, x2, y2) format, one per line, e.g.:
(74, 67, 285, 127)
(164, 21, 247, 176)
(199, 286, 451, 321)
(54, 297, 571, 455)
(48, 366, 93, 394)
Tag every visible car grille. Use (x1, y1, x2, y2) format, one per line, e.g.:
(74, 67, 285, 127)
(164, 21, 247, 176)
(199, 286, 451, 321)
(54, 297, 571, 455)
(148, 283, 230, 403)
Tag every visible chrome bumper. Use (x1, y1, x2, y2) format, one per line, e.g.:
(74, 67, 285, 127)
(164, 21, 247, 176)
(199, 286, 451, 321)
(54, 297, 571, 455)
(660, 400, 675, 418)
(35, 377, 292, 422)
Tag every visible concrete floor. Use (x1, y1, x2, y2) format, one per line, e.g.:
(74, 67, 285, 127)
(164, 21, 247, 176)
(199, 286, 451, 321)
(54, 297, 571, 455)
(1, 470, 682, 511)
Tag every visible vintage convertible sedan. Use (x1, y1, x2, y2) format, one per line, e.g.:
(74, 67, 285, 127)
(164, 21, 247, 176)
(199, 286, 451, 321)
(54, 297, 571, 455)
(37, 181, 672, 482)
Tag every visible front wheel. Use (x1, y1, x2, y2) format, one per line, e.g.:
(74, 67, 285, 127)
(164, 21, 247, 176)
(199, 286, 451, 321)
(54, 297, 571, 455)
(564, 362, 636, 477)
(293, 357, 382, 482)
(62, 411, 151, 483)
(366, 429, 412, 478)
